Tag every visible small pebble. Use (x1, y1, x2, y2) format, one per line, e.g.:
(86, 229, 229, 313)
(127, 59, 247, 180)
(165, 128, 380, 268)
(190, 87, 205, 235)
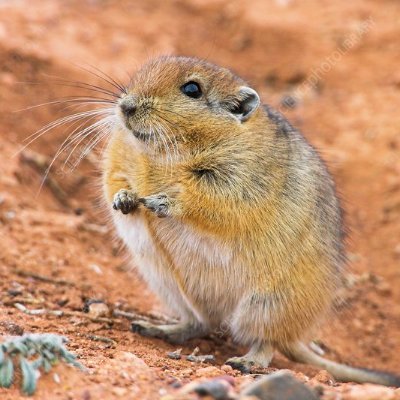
(179, 377, 235, 399)
(180, 368, 193, 376)
(0, 321, 24, 335)
(193, 379, 233, 399)
(112, 387, 128, 396)
(169, 378, 182, 389)
(240, 371, 319, 400)
(82, 390, 91, 400)
(4, 210, 16, 220)
(186, 353, 216, 364)
(83, 299, 105, 312)
(167, 348, 182, 360)
(376, 281, 392, 296)
(313, 369, 335, 385)
(87, 301, 110, 318)
(7, 288, 23, 297)
(89, 264, 103, 274)
(53, 373, 61, 384)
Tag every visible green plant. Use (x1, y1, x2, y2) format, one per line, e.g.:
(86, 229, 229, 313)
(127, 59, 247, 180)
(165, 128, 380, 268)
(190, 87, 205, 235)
(0, 333, 85, 395)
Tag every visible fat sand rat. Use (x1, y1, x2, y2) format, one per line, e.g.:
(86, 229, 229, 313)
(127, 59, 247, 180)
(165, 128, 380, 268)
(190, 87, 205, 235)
(102, 56, 400, 386)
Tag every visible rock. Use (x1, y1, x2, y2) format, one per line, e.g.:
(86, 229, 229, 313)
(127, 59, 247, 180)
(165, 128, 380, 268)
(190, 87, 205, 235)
(186, 353, 216, 364)
(167, 348, 182, 360)
(84, 300, 110, 318)
(341, 384, 400, 400)
(0, 320, 24, 335)
(179, 377, 235, 399)
(312, 369, 335, 385)
(240, 371, 319, 400)
(180, 368, 194, 376)
(112, 387, 128, 397)
(193, 379, 233, 399)
(116, 351, 149, 368)
(221, 365, 234, 373)
(376, 280, 392, 296)
(186, 346, 216, 364)
(89, 263, 103, 274)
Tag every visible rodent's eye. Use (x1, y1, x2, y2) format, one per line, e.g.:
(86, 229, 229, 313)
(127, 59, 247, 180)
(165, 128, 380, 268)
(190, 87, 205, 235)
(181, 81, 202, 99)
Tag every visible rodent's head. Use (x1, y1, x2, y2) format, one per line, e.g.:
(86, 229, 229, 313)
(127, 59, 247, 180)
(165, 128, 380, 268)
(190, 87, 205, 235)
(117, 56, 261, 154)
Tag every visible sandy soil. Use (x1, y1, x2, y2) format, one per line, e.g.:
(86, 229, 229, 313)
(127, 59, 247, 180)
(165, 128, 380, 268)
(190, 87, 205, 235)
(0, 0, 399, 399)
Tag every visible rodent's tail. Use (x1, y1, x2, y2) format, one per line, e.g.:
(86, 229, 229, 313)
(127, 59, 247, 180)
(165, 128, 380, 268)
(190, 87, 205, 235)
(280, 342, 400, 387)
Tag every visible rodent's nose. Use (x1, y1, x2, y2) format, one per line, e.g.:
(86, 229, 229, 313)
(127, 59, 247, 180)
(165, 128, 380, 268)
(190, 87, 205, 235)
(119, 97, 137, 118)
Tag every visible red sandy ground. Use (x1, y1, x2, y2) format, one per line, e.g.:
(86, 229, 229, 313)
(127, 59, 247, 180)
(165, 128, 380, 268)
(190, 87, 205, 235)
(0, 0, 399, 399)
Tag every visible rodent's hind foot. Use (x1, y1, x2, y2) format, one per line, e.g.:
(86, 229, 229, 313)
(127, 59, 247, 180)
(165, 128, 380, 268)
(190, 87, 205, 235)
(225, 342, 274, 374)
(131, 320, 207, 344)
(225, 356, 259, 374)
(138, 193, 171, 218)
(112, 189, 138, 215)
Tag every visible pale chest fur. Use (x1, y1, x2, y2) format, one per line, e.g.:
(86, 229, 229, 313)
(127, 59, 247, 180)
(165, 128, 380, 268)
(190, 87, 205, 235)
(113, 211, 244, 326)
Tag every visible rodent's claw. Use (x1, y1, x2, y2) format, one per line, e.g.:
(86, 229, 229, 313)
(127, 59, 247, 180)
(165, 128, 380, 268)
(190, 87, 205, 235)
(225, 356, 256, 374)
(131, 320, 158, 337)
(112, 189, 138, 215)
(139, 193, 171, 218)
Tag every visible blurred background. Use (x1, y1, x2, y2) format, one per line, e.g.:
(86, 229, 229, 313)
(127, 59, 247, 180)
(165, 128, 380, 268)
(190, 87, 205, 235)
(0, 1, 399, 399)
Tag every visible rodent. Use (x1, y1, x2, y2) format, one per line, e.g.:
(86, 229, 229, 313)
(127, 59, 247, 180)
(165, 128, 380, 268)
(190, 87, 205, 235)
(103, 56, 400, 386)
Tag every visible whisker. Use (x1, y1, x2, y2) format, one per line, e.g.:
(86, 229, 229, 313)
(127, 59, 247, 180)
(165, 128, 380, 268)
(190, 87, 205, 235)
(59, 108, 115, 156)
(16, 97, 115, 112)
(153, 112, 180, 157)
(21, 66, 124, 196)
(98, 127, 113, 155)
(36, 111, 109, 173)
(20, 108, 113, 150)
(155, 106, 188, 120)
(59, 115, 112, 169)
(150, 114, 182, 174)
(64, 116, 114, 168)
(21, 79, 120, 99)
(40, 74, 121, 98)
(56, 102, 114, 116)
(154, 121, 171, 172)
(75, 63, 127, 94)
(159, 122, 177, 168)
(38, 112, 114, 192)
(72, 121, 113, 169)
(154, 110, 189, 145)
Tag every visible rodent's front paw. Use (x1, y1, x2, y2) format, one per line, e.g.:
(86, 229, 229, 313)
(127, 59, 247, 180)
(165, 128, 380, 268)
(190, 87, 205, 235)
(112, 189, 138, 215)
(139, 193, 171, 218)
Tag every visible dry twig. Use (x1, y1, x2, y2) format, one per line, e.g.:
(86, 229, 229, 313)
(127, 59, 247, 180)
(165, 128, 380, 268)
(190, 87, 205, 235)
(20, 150, 70, 207)
(13, 303, 121, 325)
(14, 269, 75, 287)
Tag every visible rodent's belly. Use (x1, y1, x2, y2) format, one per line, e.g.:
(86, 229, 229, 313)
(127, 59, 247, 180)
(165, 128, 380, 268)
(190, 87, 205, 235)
(113, 213, 242, 325)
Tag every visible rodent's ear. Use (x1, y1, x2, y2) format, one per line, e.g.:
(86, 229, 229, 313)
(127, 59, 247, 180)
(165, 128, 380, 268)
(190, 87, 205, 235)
(229, 87, 260, 122)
